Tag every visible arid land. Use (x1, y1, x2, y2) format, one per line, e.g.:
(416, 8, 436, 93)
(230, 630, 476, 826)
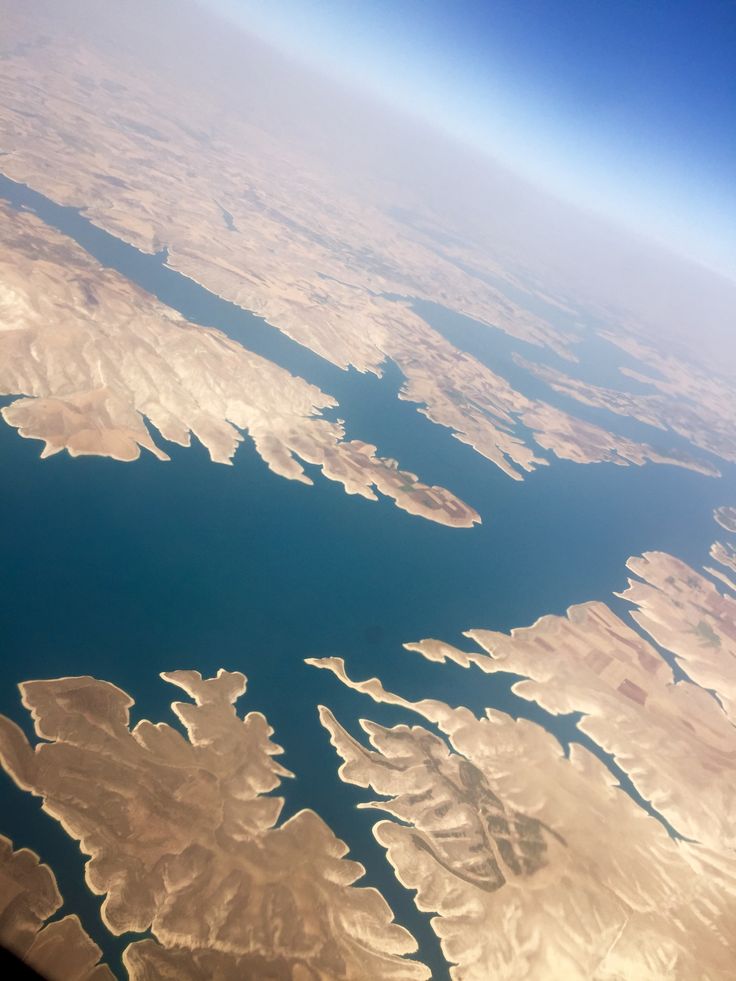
(0, 0, 731, 493)
(308, 550, 736, 979)
(0, 670, 430, 980)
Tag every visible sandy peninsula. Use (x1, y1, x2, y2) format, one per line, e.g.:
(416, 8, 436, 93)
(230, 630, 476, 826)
(0, 669, 429, 980)
(714, 506, 736, 534)
(0, 200, 479, 529)
(0, 0, 730, 491)
(309, 550, 736, 978)
(0, 835, 112, 980)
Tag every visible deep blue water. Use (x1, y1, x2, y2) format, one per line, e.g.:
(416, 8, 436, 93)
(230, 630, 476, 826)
(1, 175, 734, 978)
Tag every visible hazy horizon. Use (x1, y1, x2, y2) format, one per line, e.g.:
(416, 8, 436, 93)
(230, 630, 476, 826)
(211, 0, 736, 282)
(3, 0, 735, 369)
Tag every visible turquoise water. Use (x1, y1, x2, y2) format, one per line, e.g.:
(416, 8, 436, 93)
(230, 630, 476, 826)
(1, 175, 734, 977)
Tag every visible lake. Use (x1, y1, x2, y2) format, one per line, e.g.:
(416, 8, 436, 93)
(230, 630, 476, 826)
(1, 174, 733, 978)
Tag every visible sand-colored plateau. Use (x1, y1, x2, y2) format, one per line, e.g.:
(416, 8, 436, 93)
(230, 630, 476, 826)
(0, 670, 429, 980)
(405, 550, 736, 845)
(410, 600, 735, 849)
(391, 327, 715, 478)
(515, 350, 736, 468)
(0, 9, 574, 377)
(309, 550, 736, 978)
(311, 658, 736, 980)
(0, 200, 479, 528)
(616, 552, 736, 723)
(0, 835, 112, 980)
(0, 2, 726, 487)
(518, 401, 717, 475)
(606, 334, 736, 462)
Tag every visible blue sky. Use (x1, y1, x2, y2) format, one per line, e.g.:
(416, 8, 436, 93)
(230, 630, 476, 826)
(212, 0, 736, 278)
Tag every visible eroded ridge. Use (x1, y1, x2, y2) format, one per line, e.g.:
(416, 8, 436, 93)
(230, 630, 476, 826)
(0, 670, 429, 980)
(714, 506, 736, 534)
(309, 551, 736, 978)
(710, 541, 736, 575)
(310, 658, 736, 980)
(514, 350, 735, 470)
(706, 541, 736, 592)
(0, 835, 112, 980)
(517, 401, 717, 476)
(0, 200, 479, 529)
(407, 604, 734, 851)
(405, 551, 736, 849)
(616, 552, 736, 723)
(0, 3, 726, 485)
